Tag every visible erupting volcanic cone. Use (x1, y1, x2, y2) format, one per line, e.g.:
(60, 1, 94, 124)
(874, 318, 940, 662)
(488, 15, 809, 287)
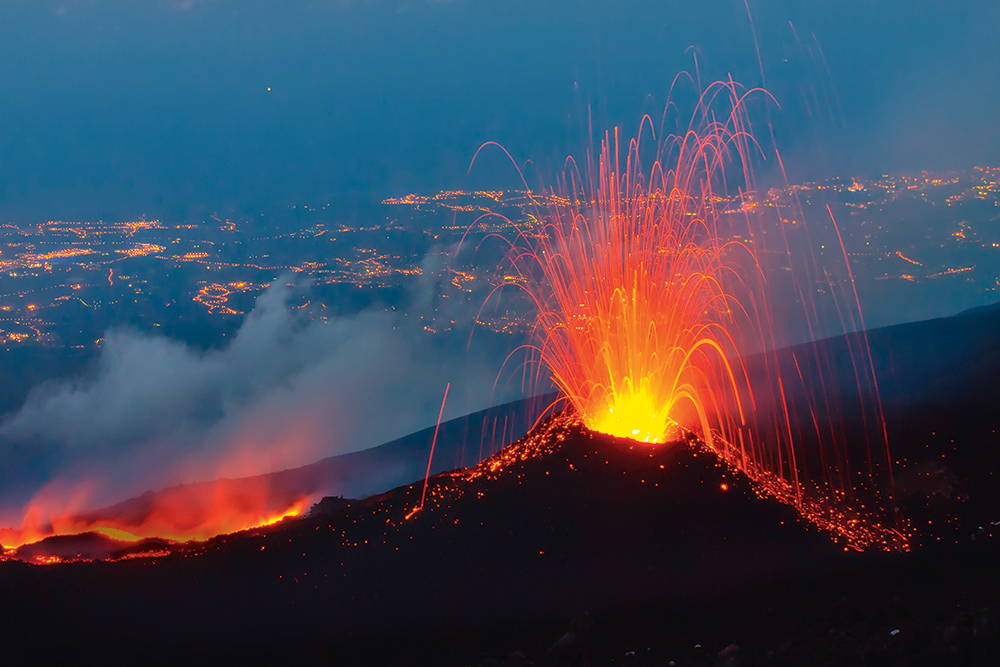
(482, 80, 900, 544)
(1, 403, 998, 664)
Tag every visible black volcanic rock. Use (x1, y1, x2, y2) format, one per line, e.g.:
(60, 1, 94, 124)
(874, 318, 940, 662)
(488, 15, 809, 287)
(308, 495, 352, 516)
(10, 531, 131, 562)
(0, 417, 918, 665)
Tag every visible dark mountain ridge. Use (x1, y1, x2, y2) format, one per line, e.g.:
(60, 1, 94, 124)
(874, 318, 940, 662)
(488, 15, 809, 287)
(1, 415, 998, 665)
(0, 418, 844, 663)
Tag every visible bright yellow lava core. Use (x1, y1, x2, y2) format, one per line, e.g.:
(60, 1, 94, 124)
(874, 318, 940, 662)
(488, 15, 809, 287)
(587, 387, 679, 445)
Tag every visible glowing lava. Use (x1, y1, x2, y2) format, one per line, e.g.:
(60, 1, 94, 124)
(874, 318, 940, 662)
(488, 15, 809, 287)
(494, 89, 758, 452)
(482, 80, 905, 550)
(1, 479, 310, 556)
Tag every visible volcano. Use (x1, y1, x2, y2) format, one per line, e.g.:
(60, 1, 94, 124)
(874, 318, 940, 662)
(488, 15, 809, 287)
(1, 413, 998, 665)
(2, 306, 1000, 664)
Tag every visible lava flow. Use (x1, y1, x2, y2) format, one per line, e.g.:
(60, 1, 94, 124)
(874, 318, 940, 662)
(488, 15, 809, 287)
(487, 80, 906, 550)
(0, 476, 310, 559)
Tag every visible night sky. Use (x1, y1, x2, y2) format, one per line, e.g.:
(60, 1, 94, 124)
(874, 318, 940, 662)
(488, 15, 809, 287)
(0, 0, 997, 222)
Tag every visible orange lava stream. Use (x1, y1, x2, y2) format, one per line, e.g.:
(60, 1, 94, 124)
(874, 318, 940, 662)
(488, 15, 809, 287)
(0, 486, 309, 555)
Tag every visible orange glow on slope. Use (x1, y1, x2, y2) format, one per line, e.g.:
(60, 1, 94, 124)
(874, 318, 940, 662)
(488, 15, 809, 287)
(0, 479, 309, 554)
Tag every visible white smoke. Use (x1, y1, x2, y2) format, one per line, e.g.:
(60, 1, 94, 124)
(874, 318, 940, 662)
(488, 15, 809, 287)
(0, 278, 522, 519)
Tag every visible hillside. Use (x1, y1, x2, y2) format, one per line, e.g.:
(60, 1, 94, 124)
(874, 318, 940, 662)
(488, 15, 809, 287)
(3, 416, 997, 664)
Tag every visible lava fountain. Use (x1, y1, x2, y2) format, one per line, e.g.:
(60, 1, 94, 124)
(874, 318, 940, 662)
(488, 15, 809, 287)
(480, 80, 905, 550)
(486, 82, 763, 453)
(526, 129, 751, 450)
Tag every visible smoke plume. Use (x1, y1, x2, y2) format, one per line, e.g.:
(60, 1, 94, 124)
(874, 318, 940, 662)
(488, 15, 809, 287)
(0, 278, 522, 523)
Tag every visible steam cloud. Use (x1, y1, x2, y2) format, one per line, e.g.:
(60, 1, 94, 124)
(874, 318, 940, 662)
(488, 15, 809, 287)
(0, 278, 523, 522)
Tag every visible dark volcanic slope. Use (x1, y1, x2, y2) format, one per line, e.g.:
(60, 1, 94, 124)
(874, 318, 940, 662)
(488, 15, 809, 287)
(5, 418, 997, 666)
(54, 393, 555, 541)
(0, 419, 831, 662)
(768, 303, 1000, 546)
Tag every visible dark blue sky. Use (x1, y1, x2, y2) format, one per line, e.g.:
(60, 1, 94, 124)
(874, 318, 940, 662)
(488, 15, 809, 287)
(0, 0, 997, 222)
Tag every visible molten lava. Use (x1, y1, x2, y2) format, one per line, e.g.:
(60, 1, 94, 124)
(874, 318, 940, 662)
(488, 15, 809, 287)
(502, 91, 757, 451)
(1, 477, 309, 557)
(489, 80, 905, 549)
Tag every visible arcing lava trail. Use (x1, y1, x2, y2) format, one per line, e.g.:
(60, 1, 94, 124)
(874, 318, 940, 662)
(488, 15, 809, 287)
(490, 80, 903, 549)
